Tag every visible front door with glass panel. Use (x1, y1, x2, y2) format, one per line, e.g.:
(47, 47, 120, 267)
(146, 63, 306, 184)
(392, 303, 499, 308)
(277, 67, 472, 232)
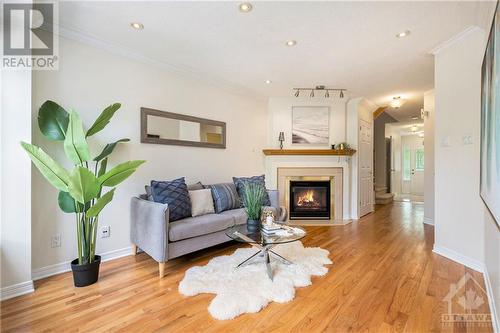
(402, 136, 424, 195)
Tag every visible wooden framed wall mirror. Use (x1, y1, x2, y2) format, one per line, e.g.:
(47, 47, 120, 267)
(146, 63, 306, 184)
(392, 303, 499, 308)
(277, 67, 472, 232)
(141, 107, 226, 149)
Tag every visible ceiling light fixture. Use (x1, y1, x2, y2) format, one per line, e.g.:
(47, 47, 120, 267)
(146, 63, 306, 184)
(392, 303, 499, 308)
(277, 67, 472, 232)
(293, 86, 346, 99)
(265, 79, 272, 84)
(239, 2, 253, 12)
(130, 22, 144, 30)
(286, 40, 297, 47)
(396, 30, 410, 38)
(411, 125, 419, 132)
(410, 116, 420, 120)
(389, 96, 406, 108)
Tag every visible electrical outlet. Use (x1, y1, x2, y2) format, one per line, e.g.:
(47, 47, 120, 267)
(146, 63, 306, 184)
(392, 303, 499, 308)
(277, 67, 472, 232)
(100, 226, 110, 238)
(51, 233, 61, 248)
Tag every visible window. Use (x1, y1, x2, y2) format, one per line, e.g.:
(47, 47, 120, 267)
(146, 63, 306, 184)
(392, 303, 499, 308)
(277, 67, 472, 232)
(403, 147, 411, 181)
(415, 149, 424, 170)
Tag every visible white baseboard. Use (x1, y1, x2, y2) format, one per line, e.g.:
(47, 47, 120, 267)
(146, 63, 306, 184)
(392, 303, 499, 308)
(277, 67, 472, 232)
(423, 217, 434, 225)
(484, 267, 500, 333)
(32, 246, 132, 281)
(1, 280, 34, 301)
(432, 245, 485, 273)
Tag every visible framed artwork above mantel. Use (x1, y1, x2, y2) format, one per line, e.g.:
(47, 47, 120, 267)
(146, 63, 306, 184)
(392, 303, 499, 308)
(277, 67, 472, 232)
(291, 106, 330, 145)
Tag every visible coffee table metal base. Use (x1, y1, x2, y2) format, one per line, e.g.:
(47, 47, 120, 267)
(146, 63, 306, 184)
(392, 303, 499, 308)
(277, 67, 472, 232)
(236, 244, 292, 280)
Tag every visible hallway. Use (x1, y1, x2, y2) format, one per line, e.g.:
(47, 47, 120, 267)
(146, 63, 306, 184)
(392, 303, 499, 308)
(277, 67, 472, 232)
(1, 203, 493, 332)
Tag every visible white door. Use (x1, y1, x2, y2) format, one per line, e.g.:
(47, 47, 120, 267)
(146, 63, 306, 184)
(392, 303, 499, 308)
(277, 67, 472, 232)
(359, 119, 374, 217)
(402, 136, 424, 195)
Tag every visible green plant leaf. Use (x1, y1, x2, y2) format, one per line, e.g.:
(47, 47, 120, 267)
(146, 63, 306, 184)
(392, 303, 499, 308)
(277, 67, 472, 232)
(87, 188, 115, 218)
(98, 160, 145, 187)
(38, 100, 69, 141)
(58, 191, 77, 213)
(86, 103, 121, 137)
(93, 138, 130, 162)
(68, 167, 101, 204)
(64, 110, 91, 164)
(20, 142, 70, 192)
(98, 158, 108, 178)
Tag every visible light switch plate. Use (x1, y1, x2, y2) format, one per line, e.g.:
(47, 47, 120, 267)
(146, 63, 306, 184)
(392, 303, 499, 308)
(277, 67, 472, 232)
(100, 226, 111, 238)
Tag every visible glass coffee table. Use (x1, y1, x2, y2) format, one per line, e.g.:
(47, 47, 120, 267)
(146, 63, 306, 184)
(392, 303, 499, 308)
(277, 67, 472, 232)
(225, 224, 306, 280)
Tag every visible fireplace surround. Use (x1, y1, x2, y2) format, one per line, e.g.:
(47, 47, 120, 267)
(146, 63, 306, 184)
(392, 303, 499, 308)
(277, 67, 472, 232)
(276, 167, 345, 223)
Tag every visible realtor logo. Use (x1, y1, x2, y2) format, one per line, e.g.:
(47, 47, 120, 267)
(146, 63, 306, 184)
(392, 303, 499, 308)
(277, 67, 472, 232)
(2, 2, 58, 69)
(441, 273, 492, 329)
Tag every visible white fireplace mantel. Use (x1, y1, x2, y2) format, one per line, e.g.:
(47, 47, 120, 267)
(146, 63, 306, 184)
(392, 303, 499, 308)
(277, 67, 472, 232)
(264, 155, 353, 220)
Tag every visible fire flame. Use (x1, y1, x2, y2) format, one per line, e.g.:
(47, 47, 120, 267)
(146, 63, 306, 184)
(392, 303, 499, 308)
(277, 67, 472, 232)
(297, 190, 319, 206)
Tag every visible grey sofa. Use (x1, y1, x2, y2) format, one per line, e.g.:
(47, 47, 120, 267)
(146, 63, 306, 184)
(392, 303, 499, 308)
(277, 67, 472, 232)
(130, 190, 287, 277)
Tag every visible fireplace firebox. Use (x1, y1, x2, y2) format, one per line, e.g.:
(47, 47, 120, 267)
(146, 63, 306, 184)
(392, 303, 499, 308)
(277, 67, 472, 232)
(289, 181, 331, 219)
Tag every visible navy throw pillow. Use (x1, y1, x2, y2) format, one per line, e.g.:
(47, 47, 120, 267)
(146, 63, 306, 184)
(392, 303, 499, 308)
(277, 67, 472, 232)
(151, 177, 191, 222)
(233, 175, 271, 207)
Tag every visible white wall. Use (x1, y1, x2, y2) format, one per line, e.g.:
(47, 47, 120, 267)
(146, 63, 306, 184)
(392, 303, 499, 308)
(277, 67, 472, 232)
(267, 97, 347, 149)
(423, 90, 435, 225)
(0, 69, 33, 299)
(433, 28, 485, 266)
(31, 37, 267, 272)
(484, 209, 500, 324)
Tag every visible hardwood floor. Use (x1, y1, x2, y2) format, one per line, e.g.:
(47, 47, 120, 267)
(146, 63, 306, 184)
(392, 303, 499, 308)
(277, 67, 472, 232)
(1, 203, 493, 332)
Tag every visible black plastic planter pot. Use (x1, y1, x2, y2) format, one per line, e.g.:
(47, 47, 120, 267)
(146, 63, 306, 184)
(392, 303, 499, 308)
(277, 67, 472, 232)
(70, 255, 101, 287)
(247, 219, 261, 232)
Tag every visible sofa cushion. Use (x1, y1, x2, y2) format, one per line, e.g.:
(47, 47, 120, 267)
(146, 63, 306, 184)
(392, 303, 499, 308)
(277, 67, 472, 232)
(233, 175, 271, 207)
(169, 213, 234, 242)
(189, 189, 215, 217)
(206, 183, 241, 213)
(220, 208, 248, 225)
(150, 177, 191, 222)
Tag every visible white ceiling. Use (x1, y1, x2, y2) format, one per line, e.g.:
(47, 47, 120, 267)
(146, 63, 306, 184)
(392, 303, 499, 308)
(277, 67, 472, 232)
(58, 1, 496, 121)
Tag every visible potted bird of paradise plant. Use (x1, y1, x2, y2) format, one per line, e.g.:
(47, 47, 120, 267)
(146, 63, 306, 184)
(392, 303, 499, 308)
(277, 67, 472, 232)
(21, 100, 145, 287)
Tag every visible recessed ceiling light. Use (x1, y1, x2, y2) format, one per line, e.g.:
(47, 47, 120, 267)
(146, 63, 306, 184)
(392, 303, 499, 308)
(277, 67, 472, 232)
(265, 80, 272, 84)
(411, 116, 420, 120)
(239, 3, 253, 12)
(396, 30, 410, 38)
(130, 22, 144, 30)
(285, 40, 297, 47)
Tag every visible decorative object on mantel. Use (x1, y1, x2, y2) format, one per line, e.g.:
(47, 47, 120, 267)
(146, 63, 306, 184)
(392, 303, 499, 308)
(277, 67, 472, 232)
(334, 142, 350, 150)
(262, 149, 356, 156)
(292, 106, 330, 144)
(293, 85, 346, 98)
(178, 241, 331, 320)
(278, 131, 285, 149)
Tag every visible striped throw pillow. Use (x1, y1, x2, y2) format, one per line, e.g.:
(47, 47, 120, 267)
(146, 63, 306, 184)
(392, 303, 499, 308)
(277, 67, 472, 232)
(206, 183, 241, 213)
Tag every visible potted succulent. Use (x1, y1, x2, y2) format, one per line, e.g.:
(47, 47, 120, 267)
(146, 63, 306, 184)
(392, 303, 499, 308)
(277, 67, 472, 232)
(21, 100, 145, 287)
(242, 183, 266, 232)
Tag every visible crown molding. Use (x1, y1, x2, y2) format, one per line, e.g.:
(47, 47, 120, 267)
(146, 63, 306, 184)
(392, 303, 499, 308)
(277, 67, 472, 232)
(429, 25, 484, 55)
(56, 25, 264, 101)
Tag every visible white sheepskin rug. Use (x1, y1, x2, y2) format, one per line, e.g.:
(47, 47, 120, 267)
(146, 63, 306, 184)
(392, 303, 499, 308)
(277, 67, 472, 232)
(178, 241, 332, 320)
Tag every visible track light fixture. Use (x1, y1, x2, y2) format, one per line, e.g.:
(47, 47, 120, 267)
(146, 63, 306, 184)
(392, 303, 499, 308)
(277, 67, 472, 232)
(293, 86, 346, 99)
